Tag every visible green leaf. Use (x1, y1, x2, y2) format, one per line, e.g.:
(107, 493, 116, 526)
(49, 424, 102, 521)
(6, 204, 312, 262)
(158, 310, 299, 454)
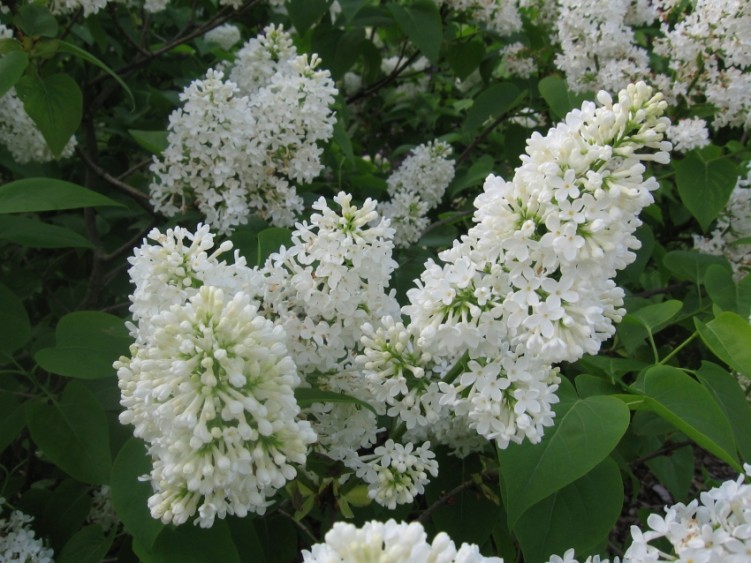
(0, 178, 123, 213)
(388, 1, 443, 65)
(695, 312, 751, 377)
(39, 479, 92, 550)
(463, 82, 522, 133)
(538, 75, 589, 119)
(662, 250, 731, 284)
(646, 443, 694, 503)
(447, 38, 485, 81)
(57, 40, 135, 108)
(674, 149, 737, 232)
(256, 227, 292, 267)
(14, 73, 81, 158)
(311, 26, 365, 80)
(0, 51, 28, 99)
(332, 121, 354, 163)
(618, 300, 682, 354)
(14, 4, 58, 38)
(286, 0, 330, 35)
(35, 311, 131, 380)
(497, 395, 630, 528)
(25, 381, 112, 484)
(129, 129, 169, 154)
(696, 361, 751, 462)
(0, 394, 25, 454)
(142, 521, 241, 563)
(636, 365, 740, 471)
(704, 264, 751, 318)
(0, 215, 94, 248)
(58, 525, 112, 563)
(111, 439, 165, 550)
(515, 457, 622, 563)
(295, 387, 377, 415)
(448, 154, 494, 197)
(0, 281, 31, 355)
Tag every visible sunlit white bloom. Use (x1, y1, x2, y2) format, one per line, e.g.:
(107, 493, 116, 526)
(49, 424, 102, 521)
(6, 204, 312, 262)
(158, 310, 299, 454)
(116, 286, 315, 527)
(301, 519, 503, 562)
(666, 117, 711, 153)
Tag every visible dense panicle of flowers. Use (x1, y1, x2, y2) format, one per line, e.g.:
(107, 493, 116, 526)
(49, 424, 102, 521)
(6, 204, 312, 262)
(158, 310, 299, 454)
(373, 82, 672, 449)
(0, 499, 54, 563)
(666, 117, 711, 154)
(150, 25, 337, 234)
(117, 227, 314, 527)
(653, 0, 751, 130)
(439, 0, 522, 37)
(693, 163, 751, 279)
(380, 141, 456, 247)
(301, 520, 504, 563)
(500, 42, 538, 79)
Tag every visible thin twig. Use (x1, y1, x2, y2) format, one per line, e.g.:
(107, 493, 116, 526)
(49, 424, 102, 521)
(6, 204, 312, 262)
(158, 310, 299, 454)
(277, 508, 318, 544)
(421, 209, 473, 236)
(76, 147, 153, 209)
(417, 470, 498, 524)
(347, 48, 422, 104)
(632, 440, 693, 465)
(103, 220, 158, 262)
(456, 113, 507, 166)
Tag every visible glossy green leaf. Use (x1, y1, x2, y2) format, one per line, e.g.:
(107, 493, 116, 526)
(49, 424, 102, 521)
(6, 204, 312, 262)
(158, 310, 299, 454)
(139, 521, 241, 563)
(448, 154, 494, 197)
(58, 40, 135, 108)
(295, 387, 377, 415)
(15, 73, 82, 158)
(704, 265, 751, 318)
(0, 51, 28, 99)
(538, 75, 589, 119)
(14, 4, 58, 38)
(256, 227, 292, 267)
(0, 394, 25, 453)
(463, 82, 521, 133)
(228, 519, 268, 563)
(0, 215, 94, 248)
(0, 281, 30, 355)
(636, 365, 740, 471)
(39, 479, 92, 550)
(35, 311, 131, 380)
(674, 149, 737, 232)
(388, 1, 442, 64)
(696, 361, 751, 462)
(619, 300, 682, 353)
(311, 26, 365, 80)
(25, 381, 111, 484)
(515, 457, 622, 563)
(498, 395, 630, 528)
(447, 38, 485, 81)
(286, 0, 329, 34)
(128, 129, 168, 154)
(0, 178, 122, 213)
(695, 312, 751, 376)
(111, 439, 164, 550)
(662, 250, 731, 284)
(58, 525, 112, 563)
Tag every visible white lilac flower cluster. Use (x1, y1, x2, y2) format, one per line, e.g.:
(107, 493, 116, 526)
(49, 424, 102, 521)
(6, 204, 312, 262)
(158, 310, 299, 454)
(115, 225, 315, 527)
(301, 519, 503, 563)
(150, 25, 337, 234)
(204, 23, 242, 51)
(653, 0, 751, 130)
(666, 117, 711, 154)
(693, 163, 751, 279)
(500, 42, 538, 79)
(440, 0, 522, 37)
(380, 55, 432, 100)
(87, 486, 120, 533)
(552, 0, 652, 94)
(363, 82, 671, 450)
(47, 0, 257, 15)
(0, 499, 54, 563)
(380, 140, 456, 247)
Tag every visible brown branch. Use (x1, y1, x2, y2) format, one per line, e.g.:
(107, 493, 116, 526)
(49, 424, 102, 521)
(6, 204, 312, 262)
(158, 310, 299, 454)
(102, 220, 158, 262)
(632, 440, 693, 465)
(76, 146, 154, 211)
(456, 112, 507, 166)
(347, 48, 422, 104)
(417, 470, 498, 524)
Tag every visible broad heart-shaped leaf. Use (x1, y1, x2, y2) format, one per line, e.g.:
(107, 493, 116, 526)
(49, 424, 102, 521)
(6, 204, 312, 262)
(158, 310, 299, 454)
(0, 51, 28, 99)
(25, 381, 111, 484)
(662, 250, 731, 284)
(463, 82, 522, 134)
(0, 178, 123, 213)
(646, 442, 694, 503)
(35, 311, 131, 379)
(0, 281, 30, 355)
(295, 387, 377, 415)
(497, 395, 629, 528)
(695, 312, 751, 377)
(705, 264, 751, 318)
(636, 365, 740, 471)
(538, 75, 590, 120)
(286, 0, 329, 34)
(515, 457, 622, 563)
(387, 0, 442, 64)
(447, 38, 485, 81)
(111, 439, 164, 551)
(14, 73, 82, 158)
(137, 520, 241, 563)
(0, 215, 94, 248)
(128, 129, 168, 154)
(58, 525, 112, 563)
(696, 361, 751, 463)
(618, 300, 682, 354)
(14, 3, 58, 38)
(674, 148, 738, 232)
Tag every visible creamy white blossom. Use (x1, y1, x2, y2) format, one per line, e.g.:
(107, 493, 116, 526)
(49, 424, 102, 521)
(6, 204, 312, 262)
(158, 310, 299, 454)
(666, 117, 711, 153)
(0, 499, 54, 563)
(204, 24, 242, 50)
